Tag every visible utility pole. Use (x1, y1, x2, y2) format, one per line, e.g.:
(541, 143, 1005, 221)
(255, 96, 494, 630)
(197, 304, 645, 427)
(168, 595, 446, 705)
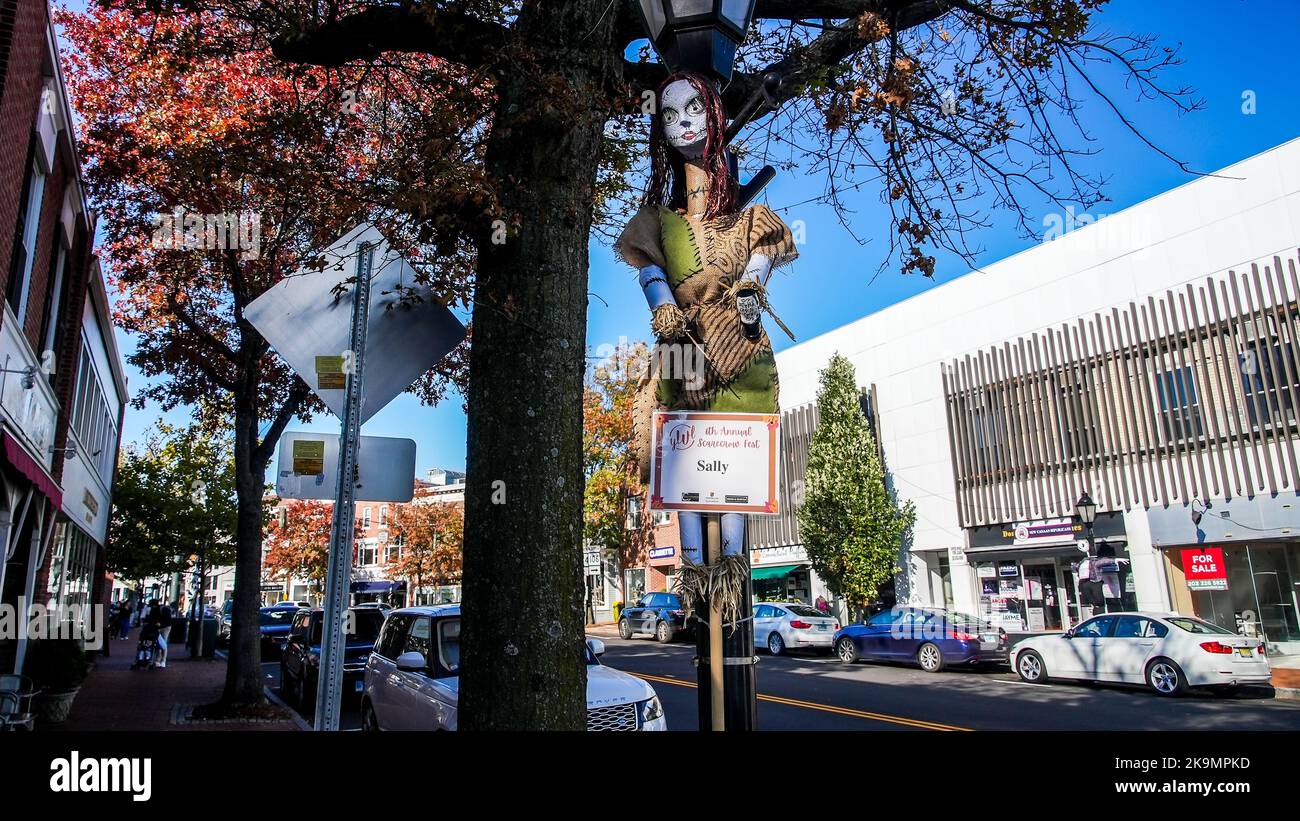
(315, 242, 374, 731)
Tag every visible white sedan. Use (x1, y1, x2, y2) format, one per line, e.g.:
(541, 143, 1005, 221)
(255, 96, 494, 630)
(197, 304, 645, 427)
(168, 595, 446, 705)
(361, 605, 666, 730)
(752, 602, 839, 655)
(1012, 611, 1271, 696)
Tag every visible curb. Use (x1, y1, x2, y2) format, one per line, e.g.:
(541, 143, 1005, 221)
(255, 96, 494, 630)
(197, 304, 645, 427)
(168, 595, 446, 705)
(1273, 687, 1300, 702)
(263, 685, 311, 731)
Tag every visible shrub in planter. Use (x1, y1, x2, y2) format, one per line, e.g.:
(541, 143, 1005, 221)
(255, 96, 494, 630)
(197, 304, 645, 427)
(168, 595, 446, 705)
(25, 639, 91, 725)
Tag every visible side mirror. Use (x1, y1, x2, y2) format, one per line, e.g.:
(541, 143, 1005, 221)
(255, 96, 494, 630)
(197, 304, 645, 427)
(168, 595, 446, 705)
(1061, 629, 1073, 639)
(586, 638, 606, 657)
(396, 650, 427, 672)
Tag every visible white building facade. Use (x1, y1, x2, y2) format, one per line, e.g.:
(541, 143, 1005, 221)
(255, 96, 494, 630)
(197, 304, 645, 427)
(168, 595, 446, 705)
(767, 138, 1300, 656)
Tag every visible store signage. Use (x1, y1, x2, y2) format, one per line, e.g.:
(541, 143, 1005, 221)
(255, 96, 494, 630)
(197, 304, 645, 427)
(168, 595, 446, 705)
(998, 560, 1019, 578)
(977, 565, 997, 579)
(649, 546, 676, 560)
(650, 411, 781, 514)
(1182, 547, 1229, 591)
(1013, 518, 1078, 546)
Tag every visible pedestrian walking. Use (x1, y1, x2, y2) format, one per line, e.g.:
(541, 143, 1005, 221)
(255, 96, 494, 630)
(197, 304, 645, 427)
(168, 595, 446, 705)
(116, 601, 132, 640)
(154, 600, 174, 668)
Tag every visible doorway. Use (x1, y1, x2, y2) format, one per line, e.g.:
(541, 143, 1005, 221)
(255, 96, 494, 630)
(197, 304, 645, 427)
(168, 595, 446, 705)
(1022, 563, 1063, 632)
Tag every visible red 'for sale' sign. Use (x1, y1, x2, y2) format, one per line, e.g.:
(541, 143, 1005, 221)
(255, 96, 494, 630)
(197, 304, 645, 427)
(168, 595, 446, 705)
(1182, 547, 1229, 591)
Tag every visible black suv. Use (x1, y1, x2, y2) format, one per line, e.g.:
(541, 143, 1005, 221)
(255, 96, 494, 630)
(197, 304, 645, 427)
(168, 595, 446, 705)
(280, 607, 386, 712)
(618, 592, 690, 643)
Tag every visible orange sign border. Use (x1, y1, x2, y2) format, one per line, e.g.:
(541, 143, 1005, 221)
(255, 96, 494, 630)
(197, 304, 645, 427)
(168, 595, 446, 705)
(650, 411, 781, 515)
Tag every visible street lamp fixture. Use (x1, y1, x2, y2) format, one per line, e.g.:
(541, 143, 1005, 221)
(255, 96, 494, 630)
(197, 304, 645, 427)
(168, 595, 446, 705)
(1075, 491, 1097, 525)
(1075, 491, 1098, 559)
(636, 0, 757, 81)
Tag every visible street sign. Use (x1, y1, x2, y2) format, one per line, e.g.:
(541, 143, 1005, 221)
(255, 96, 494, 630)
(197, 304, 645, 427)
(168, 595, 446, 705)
(275, 432, 416, 503)
(649, 411, 781, 514)
(243, 224, 466, 424)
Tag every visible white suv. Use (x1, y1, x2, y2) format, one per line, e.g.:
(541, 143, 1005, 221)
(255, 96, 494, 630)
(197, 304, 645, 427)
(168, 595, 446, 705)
(361, 605, 666, 731)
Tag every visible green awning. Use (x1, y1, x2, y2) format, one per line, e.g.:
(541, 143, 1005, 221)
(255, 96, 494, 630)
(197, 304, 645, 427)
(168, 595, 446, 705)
(751, 563, 805, 581)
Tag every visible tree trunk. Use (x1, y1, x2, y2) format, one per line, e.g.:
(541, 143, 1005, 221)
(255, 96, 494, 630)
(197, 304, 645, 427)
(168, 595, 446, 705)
(222, 403, 267, 706)
(458, 2, 619, 730)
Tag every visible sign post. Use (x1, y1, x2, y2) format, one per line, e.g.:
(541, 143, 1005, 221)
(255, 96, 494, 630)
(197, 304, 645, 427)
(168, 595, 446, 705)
(314, 242, 374, 732)
(650, 411, 779, 732)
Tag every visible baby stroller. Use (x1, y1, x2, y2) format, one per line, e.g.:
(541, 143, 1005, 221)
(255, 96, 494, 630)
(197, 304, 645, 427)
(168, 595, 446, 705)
(132, 622, 160, 670)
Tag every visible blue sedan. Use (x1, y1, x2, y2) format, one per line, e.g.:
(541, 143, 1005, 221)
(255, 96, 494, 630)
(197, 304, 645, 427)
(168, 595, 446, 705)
(832, 607, 1009, 672)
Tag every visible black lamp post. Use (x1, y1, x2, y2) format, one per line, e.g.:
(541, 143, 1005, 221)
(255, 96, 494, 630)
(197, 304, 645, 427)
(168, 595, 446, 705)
(1075, 491, 1098, 557)
(637, 0, 757, 81)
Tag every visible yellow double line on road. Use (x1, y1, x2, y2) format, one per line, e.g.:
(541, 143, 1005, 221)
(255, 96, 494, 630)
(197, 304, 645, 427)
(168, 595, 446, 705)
(633, 672, 971, 731)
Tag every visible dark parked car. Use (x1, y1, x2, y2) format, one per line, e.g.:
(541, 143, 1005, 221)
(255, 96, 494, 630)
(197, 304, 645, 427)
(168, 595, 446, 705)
(280, 607, 387, 711)
(259, 604, 303, 654)
(618, 592, 690, 643)
(217, 600, 233, 645)
(832, 607, 1009, 672)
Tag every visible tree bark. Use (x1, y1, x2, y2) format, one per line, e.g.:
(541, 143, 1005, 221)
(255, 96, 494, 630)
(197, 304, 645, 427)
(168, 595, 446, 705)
(223, 400, 268, 705)
(458, 2, 620, 730)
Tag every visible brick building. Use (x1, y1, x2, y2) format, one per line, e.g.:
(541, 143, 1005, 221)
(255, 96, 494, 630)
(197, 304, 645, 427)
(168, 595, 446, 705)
(0, 0, 128, 674)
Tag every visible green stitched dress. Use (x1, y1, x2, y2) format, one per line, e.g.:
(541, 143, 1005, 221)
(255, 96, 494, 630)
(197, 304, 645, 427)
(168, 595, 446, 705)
(616, 204, 797, 475)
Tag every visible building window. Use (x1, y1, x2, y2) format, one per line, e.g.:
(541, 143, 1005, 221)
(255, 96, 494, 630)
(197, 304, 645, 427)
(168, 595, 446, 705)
(1240, 339, 1300, 428)
(7, 143, 46, 319)
(1155, 365, 1203, 442)
(362, 507, 372, 529)
(970, 399, 1003, 471)
(379, 506, 388, 526)
(358, 542, 377, 566)
(385, 543, 401, 564)
(70, 339, 118, 486)
(652, 510, 671, 526)
(1056, 375, 1100, 461)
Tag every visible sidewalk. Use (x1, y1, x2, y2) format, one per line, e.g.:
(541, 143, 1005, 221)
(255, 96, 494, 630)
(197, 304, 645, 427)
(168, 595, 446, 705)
(51, 627, 299, 731)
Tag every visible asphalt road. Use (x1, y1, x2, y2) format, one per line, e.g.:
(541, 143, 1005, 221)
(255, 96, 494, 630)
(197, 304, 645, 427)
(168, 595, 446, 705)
(261, 652, 363, 730)
(259, 638, 1300, 732)
(597, 634, 1300, 731)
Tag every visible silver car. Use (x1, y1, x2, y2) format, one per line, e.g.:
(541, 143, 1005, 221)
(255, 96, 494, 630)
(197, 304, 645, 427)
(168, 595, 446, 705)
(753, 602, 839, 655)
(361, 605, 666, 730)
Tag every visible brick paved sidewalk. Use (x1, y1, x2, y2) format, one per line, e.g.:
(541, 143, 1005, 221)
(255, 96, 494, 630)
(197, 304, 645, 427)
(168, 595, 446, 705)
(50, 627, 300, 731)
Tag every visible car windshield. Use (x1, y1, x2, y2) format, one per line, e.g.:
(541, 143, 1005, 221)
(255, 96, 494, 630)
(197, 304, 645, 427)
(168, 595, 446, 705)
(1167, 616, 1233, 635)
(308, 610, 386, 644)
(784, 605, 825, 618)
(260, 608, 296, 625)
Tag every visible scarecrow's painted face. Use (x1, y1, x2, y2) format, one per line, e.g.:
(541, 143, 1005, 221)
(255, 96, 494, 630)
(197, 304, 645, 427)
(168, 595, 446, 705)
(660, 79, 707, 159)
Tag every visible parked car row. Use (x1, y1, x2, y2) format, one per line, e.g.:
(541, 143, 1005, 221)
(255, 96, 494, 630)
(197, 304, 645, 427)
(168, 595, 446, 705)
(615, 595, 1272, 698)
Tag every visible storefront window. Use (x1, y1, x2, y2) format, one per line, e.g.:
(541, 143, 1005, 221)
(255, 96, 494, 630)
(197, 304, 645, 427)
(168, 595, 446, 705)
(1175, 542, 1300, 644)
(974, 542, 1138, 633)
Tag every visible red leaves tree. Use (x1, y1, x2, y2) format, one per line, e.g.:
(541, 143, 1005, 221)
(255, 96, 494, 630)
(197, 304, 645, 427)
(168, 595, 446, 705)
(264, 500, 338, 592)
(387, 502, 464, 605)
(56, 4, 473, 707)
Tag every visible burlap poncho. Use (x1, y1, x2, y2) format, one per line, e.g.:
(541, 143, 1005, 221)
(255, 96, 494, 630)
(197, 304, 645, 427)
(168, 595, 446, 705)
(616, 203, 798, 479)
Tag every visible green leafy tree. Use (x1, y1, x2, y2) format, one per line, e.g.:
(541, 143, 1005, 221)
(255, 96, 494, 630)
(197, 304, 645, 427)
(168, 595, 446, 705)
(798, 354, 915, 612)
(108, 418, 239, 591)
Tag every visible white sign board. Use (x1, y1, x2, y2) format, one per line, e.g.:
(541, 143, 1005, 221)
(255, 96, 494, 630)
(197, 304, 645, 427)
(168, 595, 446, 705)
(275, 432, 416, 503)
(244, 224, 466, 424)
(649, 411, 780, 515)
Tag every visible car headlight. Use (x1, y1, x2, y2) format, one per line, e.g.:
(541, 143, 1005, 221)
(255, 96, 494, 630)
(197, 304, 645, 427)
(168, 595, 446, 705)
(640, 696, 663, 724)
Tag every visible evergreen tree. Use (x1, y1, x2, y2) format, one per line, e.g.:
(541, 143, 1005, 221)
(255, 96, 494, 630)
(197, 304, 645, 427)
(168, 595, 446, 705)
(798, 354, 915, 612)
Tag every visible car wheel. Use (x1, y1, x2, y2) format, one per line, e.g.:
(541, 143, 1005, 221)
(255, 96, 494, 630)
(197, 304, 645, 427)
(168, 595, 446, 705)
(618, 618, 634, 640)
(1016, 650, 1047, 684)
(1146, 658, 1187, 697)
(768, 633, 785, 656)
(836, 637, 859, 664)
(301, 672, 318, 712)
(281, 663, 297, 706)
(917, 642, 944, 673)
(655, 620, 673, 643)
(361, 699, 380, 732)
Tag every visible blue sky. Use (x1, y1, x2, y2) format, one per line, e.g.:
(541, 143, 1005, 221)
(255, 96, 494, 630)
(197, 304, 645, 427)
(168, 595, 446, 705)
(106, 0, 1300, 475)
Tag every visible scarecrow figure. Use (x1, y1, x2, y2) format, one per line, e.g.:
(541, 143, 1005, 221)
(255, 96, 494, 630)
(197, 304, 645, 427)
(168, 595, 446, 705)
(616, 71, 797, 626)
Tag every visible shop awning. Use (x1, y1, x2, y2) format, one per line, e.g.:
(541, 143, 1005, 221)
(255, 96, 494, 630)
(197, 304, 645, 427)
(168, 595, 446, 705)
(751, 563, 805, 581)
(350, 581, 399, 593)
(2, 431, 62, 508)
